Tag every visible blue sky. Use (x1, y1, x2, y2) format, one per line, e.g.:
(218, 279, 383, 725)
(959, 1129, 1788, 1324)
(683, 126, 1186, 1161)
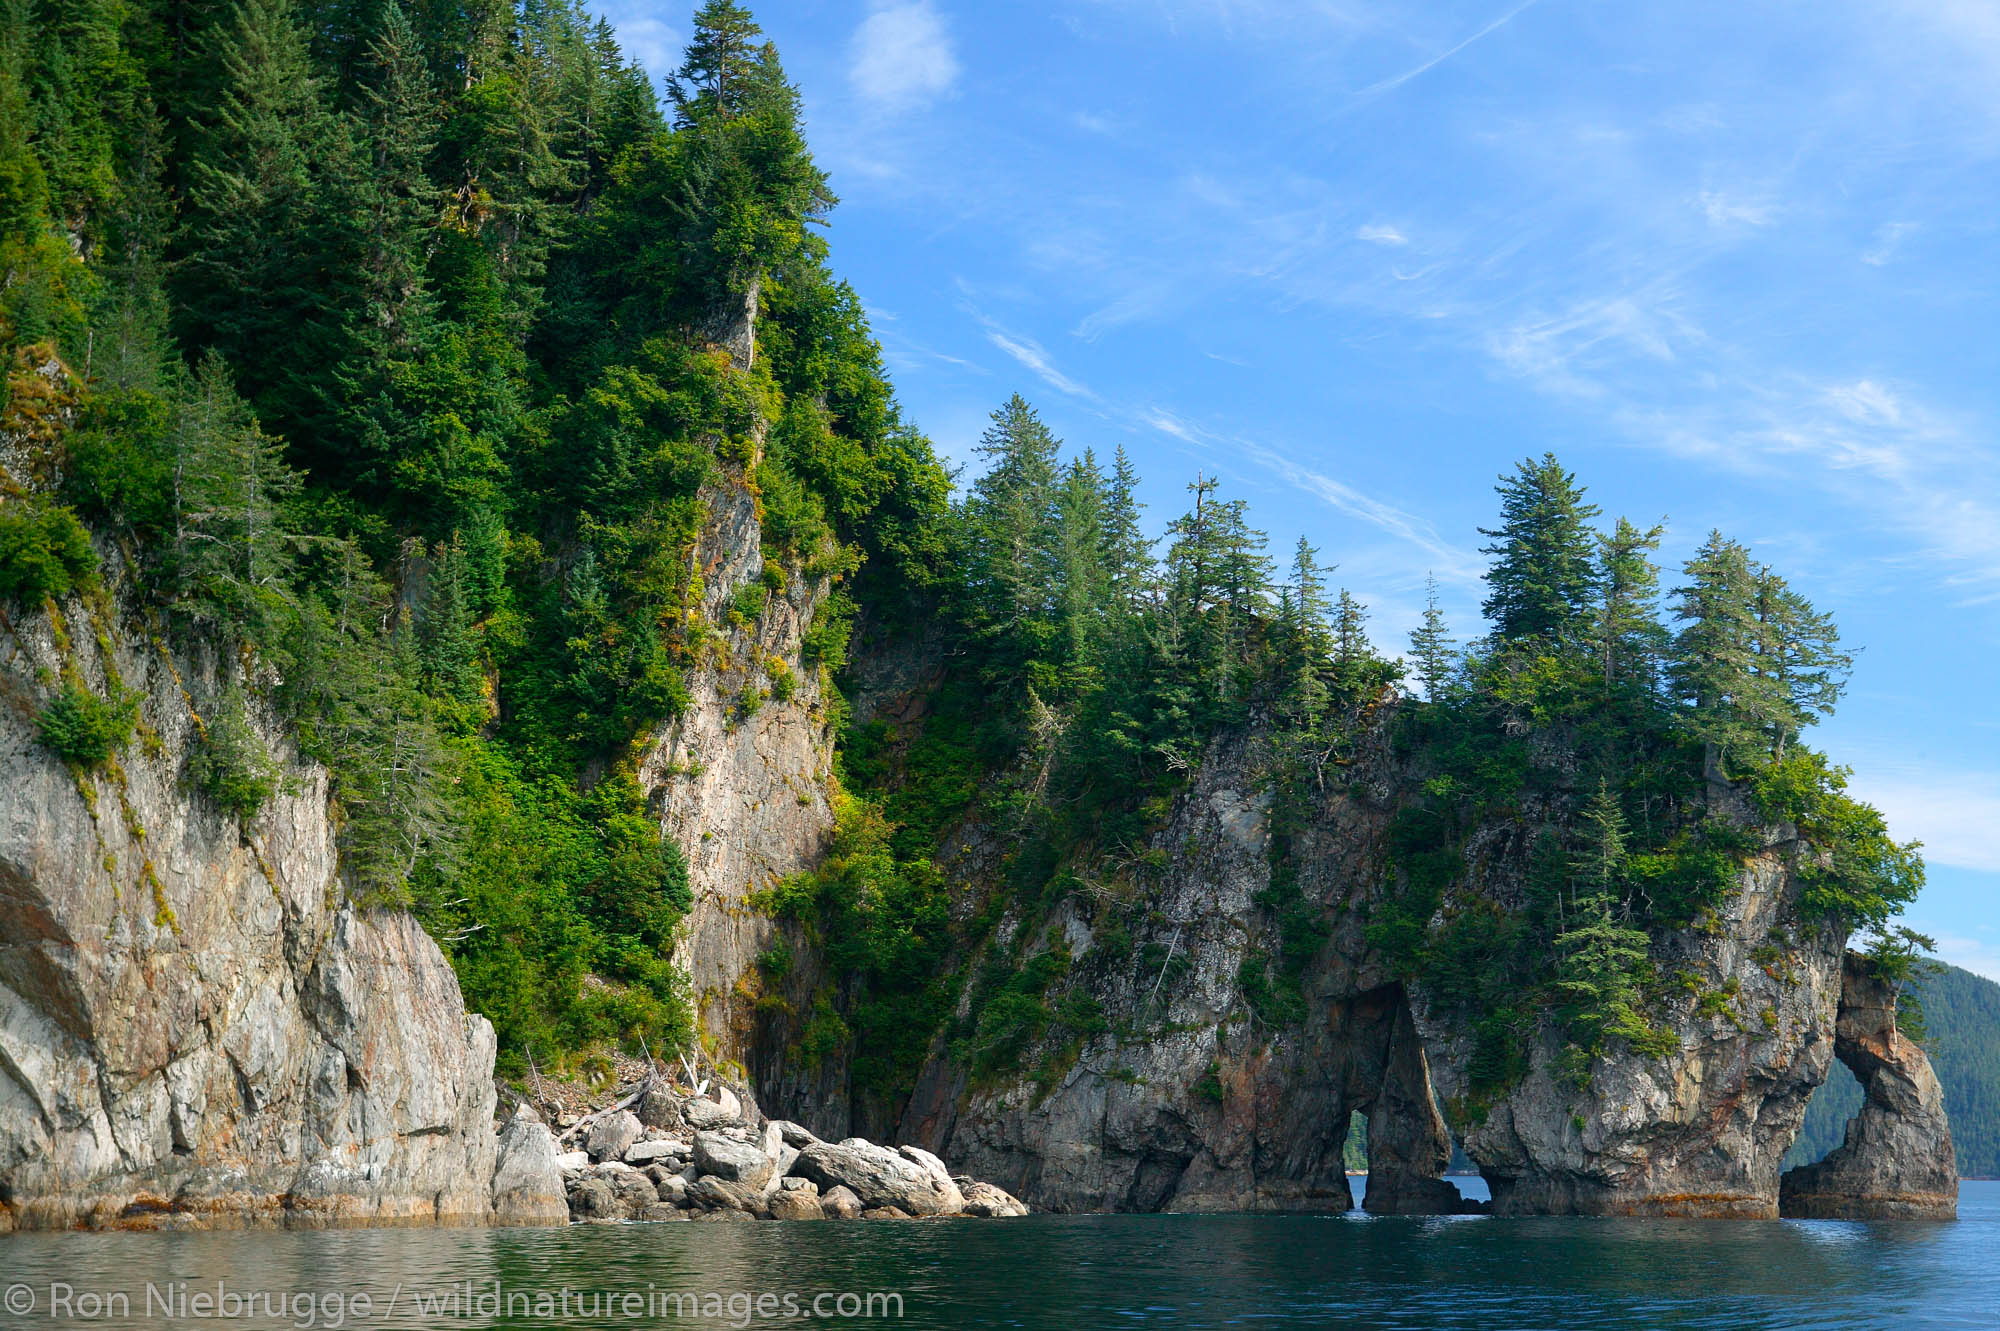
(600, 1, 2000, 976)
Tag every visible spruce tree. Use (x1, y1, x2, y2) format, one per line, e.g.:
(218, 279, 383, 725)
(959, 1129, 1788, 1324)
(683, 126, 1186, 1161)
(1595, 516, 1667, 691)
(1479, 453, 1601, 649)
(1100, 443, 1152, 612)
(1409, 573, 1456, 701)
(1668, 531, 1771, 774)
(962, 394, 1063, 671)
(1751, 567, 1851, 761)
(668, 0, 763, 125)
(175, 0, 355, 434)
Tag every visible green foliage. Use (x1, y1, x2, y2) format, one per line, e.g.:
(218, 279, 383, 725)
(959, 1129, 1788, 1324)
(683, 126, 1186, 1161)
(1753, 752, 1923, 931)
(187, 683, 280, 817)
(0, 497, 97, 604)
(35, 678, 138, 767)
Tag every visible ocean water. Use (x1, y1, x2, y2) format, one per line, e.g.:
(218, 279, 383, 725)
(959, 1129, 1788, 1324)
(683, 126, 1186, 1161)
(2, 1180, 1995, 1329)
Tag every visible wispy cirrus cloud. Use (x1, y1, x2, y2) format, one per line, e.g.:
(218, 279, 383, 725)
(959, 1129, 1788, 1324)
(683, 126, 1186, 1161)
(1352, 0, 1541, 98)
(1356, 223, 1410, 245)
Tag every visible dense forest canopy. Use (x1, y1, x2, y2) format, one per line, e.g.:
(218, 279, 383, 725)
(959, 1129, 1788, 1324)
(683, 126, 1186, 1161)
(0, 0, 1929, 1104)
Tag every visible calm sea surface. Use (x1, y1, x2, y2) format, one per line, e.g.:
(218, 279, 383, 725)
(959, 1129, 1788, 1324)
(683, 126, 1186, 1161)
(3, 1179, 1996, 1329)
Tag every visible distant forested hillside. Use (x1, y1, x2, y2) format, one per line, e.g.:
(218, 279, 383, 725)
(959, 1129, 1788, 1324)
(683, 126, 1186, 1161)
(1786, 964, 2000, 1176)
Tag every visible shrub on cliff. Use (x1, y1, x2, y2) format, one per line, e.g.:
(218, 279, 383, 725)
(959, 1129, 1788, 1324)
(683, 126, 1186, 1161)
(0, 497, 97, 605)
(35, 679, 139, 768)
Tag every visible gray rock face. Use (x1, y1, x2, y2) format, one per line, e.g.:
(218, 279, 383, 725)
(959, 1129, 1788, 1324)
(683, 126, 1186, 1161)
(586, 1111, 644, 1163)
(1781, 952, 1957, 1219)
(875, 715, 1943, 1220)
(692, 1130, 774, 1188)
(1421, 831, 1845, 1219)
(792, 1139, 963, 1216)
(642, 458, 838, 1067)
(491, 1105, 569, 1226)
(0, 579, 524, 1230)
(957, 1180, 1029, 1218)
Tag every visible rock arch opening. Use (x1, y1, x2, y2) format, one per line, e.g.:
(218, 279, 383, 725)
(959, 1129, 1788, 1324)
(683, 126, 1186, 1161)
(1779, 952, 1956, 1219)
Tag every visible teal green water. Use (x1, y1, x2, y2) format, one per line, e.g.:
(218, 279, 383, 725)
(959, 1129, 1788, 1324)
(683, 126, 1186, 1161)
(3, 1182, 1995, 1328)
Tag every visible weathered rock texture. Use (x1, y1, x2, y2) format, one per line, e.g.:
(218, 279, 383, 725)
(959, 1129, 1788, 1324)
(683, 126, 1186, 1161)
(1780, 952, 1957, 1219)
(848, 694, 1950, 1219)
(0, 566, 560, 1230)
(642, 457, 836, 1062)
(897, 728, 1480, 1214)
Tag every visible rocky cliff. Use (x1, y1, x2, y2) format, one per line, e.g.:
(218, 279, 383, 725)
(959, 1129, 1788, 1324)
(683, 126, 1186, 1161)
(843, 689, 1954, 1220)
(0, 559, 564, 1231)
(1780, 951, 1957, 1218)
(642, 464, 838, 1072)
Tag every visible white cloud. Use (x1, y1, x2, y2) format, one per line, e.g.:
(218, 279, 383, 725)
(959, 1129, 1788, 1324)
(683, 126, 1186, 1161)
(1354, 0, 1542, 97)
(1698, 190, 1778, 227)
(850, 2, 961, 111)
(1862, 221, 1918, 266)
(1825, 379, 1905, 429)
(1846, 770, 2000, 874)
(978, 323, 1097, 400)
(1136, 409, 1485, 586)
(1356, 223, 1409, 246)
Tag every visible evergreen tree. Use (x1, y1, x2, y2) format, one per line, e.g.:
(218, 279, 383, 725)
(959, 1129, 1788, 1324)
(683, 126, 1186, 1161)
(1668, 531, 1775, 774)
(1479, 453, 1601, 648)
(667, 0, 762, 125)
(961, 394, 1062, 671)
(1333, 588, 1369, 664)
(351, 0, 435, 351)
(1053, 449, 1110, 684)
(1751, 567, 1851, 760)
(1595, 516, 1666, 691)
(1275, 538, 1332, 724)
(174, 0, 356, 435)
(170, 351, 301, 632)
(1100, 443, 1152, 612)
(1409, 573, 1456, 700)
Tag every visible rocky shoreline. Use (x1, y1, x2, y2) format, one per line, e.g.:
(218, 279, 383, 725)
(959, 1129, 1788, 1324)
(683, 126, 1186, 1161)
(544, 1076, 1027, 1224)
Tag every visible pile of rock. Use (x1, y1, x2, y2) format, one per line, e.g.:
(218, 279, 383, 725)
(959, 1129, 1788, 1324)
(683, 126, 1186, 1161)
(551, 1085, 1026, 1223)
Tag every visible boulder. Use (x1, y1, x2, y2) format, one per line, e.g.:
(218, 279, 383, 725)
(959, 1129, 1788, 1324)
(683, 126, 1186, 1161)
(586, 1110, 644, 1162)
(957, 1180, 1029, 1218)
(490, 1104, 570, 1226)
(861, 1206, 911, 1220)
(768, 1182, 823, 1221)
(820, 1185, 863, 1220)
(653, 1172, 689, 1206)
(694, 1131, 775, 1188)
(682, 1098, 737, 1130)
(793, 1139, 962, 1217)
(554, 1150, 591, 1173)
(638, 1203, 686, 1222)
(689, 1175, 767, 1216)
(759, 1122, 799, 1197)
(625, 1140, 682, 1166)
(568, 1177, 621, 1221)
(896, 1145, 966, 1214)
(773, 1120, 821, 1150)
(636, 1084, 683, 1130)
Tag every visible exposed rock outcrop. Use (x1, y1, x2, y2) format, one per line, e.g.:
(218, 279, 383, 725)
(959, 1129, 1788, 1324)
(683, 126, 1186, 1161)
(641, 458, 837, 1062)
(872, 705, 1945, 1219)
(0, 565, 561, 1231)
(1780, 952, 1957, 1219)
